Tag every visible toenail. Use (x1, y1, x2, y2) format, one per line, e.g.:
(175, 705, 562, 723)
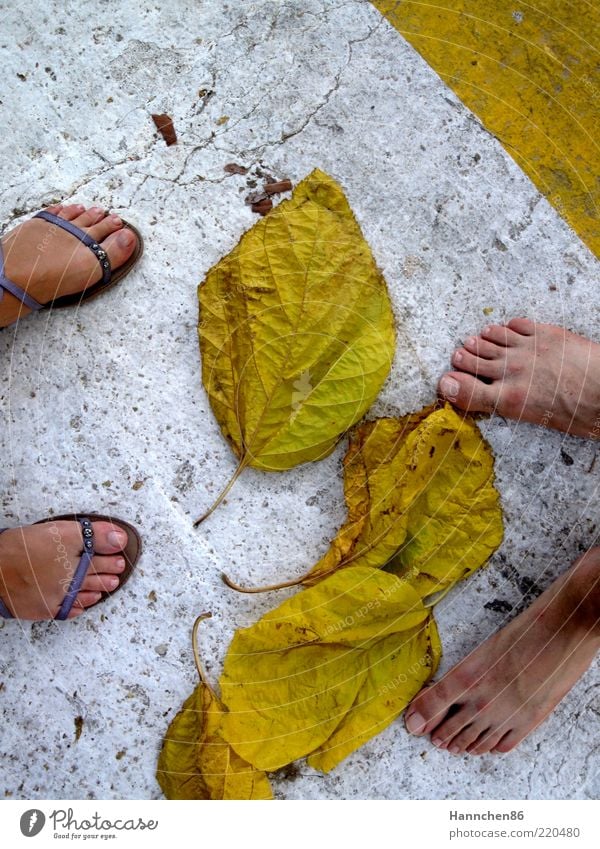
(110, 214, 122, 224)
(466, 337, 476, 347)
(91, 206, 104, 214)
(432, 737, 444, 748)
(449, 745, 461, 754)
(116, 558, 126, 570)
(107, 576, 120, 589)
(75, 204, 85, 211)
(439, 376, 460, 398)
(405, 712, 426, 734)
(108, 530, 127, 548)
(117, 230, 133, 247)
(454, 350, 463, 364)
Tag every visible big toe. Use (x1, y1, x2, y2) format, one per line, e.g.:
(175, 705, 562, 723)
(438, 371, 499, 413)
(92, 521, 129, 554)
(405, 684, 453, 736)
(101, 227, 137, 273)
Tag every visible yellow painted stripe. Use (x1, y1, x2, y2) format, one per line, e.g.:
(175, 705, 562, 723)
(372, 1, 600, 258)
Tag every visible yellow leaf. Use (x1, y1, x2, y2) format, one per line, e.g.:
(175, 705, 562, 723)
(196, 168, 396, 520)
(307, 620, 440, 773)
(384, 406, 504, 598)
(220, 567, 438, 772)
(156, 615, 273, 800)
(304, 404, 503, 598)
(305, 406, 433, 584)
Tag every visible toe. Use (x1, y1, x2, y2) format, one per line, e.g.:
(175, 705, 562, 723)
(91, 521, 129, 554)
(506, 317, 535, 336)
(58, 204, 86, 221)
(492, 729, 522, 753)
(44, 204, 63, 215)
(480, 324, 523, 347)
(405, 683, 456, 737)
(80, 573, 121, 594)
(438, 371, 499, 412)
(89, 554, 126, 576)
(87, 213, 124, 243)
(430, 707, 473, 749)
(462, 335, 503, 360)
(445, 722, 488, 754)
(67, 591, 102, 617)
(71, 206, 106, 228)
(100, 227, 137, 272)
(452, 348, 504, 379)
(467, 728, 507, 756)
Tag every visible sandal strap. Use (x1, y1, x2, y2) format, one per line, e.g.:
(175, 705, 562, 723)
(0, 241, 44, 311)
(55, 517, 95, 621)
(35, 211, 112, 288)
(0, 528, 14, 618)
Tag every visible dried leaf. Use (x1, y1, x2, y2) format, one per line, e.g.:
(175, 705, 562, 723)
(251, 198, 273, 216)
(196, 168, 396, 521)
(307, 618, 440, 773)
(151, 113, 177, 146)
(225, 404, 503, 597)
(74, 716, 84, 742)
(224, 163, 248, 175)
(156, 615, 273, 800)
(305, 404, 503, 598)
(264, 180, 293, 194)
(220, 567, 439, 772)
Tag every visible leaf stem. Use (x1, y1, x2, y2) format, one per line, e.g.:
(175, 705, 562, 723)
(191, 612, 217, 698)
(422, 583, 454, 608)
(221, 572, 307, 594)
(193, 457, 248, 526)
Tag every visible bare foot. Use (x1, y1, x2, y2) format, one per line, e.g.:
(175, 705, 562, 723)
(0, 203, 138, 327)
(405, 549, 600, 754)
(438, 318, 600, 438)
(0, 520, 130, 620)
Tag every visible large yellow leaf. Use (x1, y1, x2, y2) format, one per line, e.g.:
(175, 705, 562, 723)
(219, 567, 438, 772)
(196, 168, 396, 519)
(307, 621, 440, 773)
(304, 405, 504, 598)
(156, 615, 273, 800)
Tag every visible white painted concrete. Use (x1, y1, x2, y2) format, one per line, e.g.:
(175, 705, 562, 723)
(0, 0, 598, 800)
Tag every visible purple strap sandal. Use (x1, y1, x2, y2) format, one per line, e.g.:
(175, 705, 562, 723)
(0, 210, 143, 313)
(0, 513, 141, 621)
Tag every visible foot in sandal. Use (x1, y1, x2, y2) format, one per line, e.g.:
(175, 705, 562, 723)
(0, 203, 141, 327)
(0, 515, 141, 620)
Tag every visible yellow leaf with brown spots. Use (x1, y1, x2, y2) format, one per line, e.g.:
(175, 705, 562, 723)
(304, 404, 504, 599)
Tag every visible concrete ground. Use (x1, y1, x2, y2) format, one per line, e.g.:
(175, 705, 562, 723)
(0, 0, 598, 800)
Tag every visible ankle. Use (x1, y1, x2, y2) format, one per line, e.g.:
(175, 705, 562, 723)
(565, 550, 600, 637)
